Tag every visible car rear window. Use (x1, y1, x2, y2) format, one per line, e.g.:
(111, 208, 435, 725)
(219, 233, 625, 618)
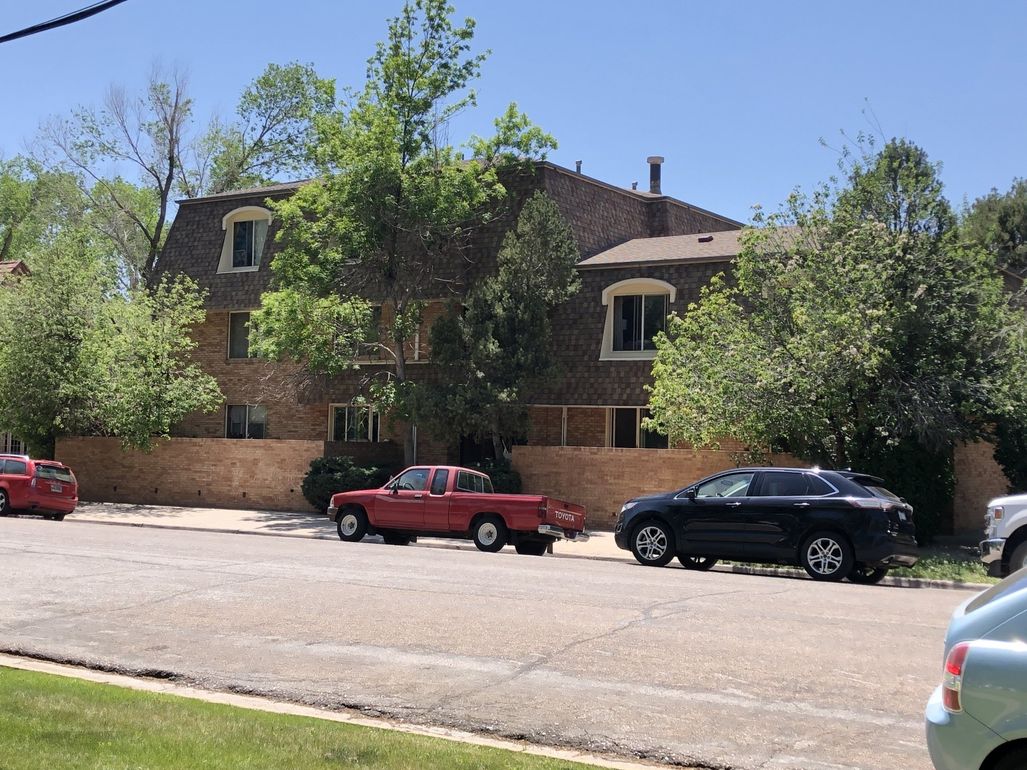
(35, 464, 75, 483)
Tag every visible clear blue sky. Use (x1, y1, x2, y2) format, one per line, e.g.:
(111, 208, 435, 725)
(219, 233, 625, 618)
(1, 0, 1023, 223)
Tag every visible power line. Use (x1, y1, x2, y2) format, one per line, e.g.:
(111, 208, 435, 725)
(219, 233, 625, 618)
(0, 0, 130, 46)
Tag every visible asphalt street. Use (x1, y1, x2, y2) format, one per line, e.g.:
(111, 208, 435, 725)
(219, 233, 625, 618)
(0, 518, 960, 769)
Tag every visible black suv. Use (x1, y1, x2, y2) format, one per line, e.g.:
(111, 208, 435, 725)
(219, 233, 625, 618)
(613, 468, 919, 583)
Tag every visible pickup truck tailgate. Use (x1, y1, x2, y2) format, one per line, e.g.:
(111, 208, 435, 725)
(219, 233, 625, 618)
(541, 498, 586, 533)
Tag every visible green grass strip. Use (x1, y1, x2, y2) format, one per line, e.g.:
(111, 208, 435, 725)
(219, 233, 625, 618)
(0, 667, 598, 770)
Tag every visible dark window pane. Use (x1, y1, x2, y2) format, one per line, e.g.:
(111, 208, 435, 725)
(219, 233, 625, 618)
(805, 474, 834, 496)
(248, 406, 267, 439)
(227, 405, 247, 438)
(640, 408, 668, 448)
(642, 295, 668, 350)
(612, 408, 638, 448)
(3, 460, 27, 475)
(332, 407, 346, 442)
(371, 411, 380, 442)
(613, 295, 642, 351)
(430, 469, 449, 496)
(757, 471, 809, 497)
(228, 313, 250, 358)
(233, 221, 254, 268)
(457, 471, 475, 492)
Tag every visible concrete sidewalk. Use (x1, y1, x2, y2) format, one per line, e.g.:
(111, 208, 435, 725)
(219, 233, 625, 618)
(50, 501, 985, 589)
(64, 501, 631, 562)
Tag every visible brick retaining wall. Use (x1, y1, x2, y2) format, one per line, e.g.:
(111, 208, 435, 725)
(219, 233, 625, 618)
(512, 445, 803, 531)
(56, 437, 324, 512)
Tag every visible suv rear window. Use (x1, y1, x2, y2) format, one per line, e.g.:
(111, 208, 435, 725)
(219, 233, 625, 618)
(35, 464, 75, 483)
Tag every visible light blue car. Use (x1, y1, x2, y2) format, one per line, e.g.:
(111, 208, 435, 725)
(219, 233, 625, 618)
(926, 569, 1027, 769)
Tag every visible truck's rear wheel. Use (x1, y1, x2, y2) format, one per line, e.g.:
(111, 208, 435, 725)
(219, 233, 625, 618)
(515, 540, 548, 556)
(472, 515, 508, 553)
(337, 507, 368, 542)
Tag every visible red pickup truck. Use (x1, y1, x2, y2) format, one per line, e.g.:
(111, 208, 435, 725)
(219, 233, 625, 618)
(327, 465, 588, 555)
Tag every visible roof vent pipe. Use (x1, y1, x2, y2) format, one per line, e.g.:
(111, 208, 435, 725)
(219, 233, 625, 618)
(575, 160, 582, 174)
(647, 155, 664, 195)
(631, 181, 638, 190)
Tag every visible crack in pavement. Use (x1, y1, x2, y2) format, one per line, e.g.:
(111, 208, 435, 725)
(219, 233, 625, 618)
(425, 586, 792, 714)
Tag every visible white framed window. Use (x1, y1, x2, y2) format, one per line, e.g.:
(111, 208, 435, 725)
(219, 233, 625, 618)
(0, 432, 23, 454)
(607, 407, 668, 449)
(329, 404, 382, 442)
(226, 405, 267, 439)
(600, 278, 676, 360)
(217, 206, 271, 274)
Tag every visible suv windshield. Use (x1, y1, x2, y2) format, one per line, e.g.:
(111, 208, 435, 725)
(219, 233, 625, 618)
(35, 464, 74, 483)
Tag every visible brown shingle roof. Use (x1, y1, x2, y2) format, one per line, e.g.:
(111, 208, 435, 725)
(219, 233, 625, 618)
(0, 260, 29, 278)
(577, 229, 745, 268)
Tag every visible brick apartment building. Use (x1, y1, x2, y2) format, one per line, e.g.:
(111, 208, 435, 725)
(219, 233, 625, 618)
(55, 161, 1011, 531)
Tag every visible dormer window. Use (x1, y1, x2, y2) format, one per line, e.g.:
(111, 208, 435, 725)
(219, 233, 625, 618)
(600, 278, 677, 360)
(218, 206, 272, 274)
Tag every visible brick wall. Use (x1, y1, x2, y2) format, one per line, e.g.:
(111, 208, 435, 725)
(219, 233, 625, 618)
(565, 407, 607, 446)
(527, 407, 562, 445)
(953, 441, 1010, 533)
(56, 437, 323, 511)
(513, 445, 802, 530)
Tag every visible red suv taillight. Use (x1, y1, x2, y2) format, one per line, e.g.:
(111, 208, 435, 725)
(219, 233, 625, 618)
(943, 642, 970, 713)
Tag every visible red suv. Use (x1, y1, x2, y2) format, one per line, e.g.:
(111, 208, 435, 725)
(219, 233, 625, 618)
(0, 454, 78, 520)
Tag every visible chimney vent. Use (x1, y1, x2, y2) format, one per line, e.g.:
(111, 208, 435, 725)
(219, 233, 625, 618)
(631, 181, 638, 190)
(575, 160, 582, 174)
(647, 155, 664, 195)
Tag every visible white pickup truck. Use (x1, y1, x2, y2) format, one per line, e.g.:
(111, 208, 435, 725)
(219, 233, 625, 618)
(981, 493, 1027, 577)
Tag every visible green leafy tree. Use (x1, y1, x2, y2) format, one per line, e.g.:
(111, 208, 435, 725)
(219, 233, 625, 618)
(0, 218, 221, 457)
(182, 62, 336, 196)
(252, 0, 555, 464)
(417, 191, 580, 455)
(965, 178, 1027, 274)
(647, 138, 1027, 537)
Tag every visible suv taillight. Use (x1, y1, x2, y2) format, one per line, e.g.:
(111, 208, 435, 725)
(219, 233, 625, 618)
(943, 642, 970, 713)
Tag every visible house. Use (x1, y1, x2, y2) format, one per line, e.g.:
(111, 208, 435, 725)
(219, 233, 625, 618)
(0, 260, 29, 280)
(53, 160, 1008, 532)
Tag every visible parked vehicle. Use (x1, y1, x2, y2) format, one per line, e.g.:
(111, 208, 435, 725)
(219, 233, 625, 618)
(613, 467, 918, 582)
(326, 465, 588, 554)
(980, 493, 1027, 577)
(0, 454, 78, 521)
(926, 568, 1027, 769)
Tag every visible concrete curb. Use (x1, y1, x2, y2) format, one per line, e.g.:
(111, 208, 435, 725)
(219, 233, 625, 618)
(0, 652, 667, 770)
(64, 515, 991, 592)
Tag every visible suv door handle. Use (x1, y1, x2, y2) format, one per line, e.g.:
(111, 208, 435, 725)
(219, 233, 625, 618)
(793, 502, 811, 507)
(725, 501, 742, 507)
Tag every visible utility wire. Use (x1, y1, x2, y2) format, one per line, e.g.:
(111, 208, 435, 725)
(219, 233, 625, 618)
(0, 0, 129, 45)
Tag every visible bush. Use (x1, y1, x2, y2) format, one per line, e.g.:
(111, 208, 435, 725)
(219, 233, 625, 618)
(466, 458, 522, 494)
(850, 440, 954, 544)
(302, 456, 396, 513)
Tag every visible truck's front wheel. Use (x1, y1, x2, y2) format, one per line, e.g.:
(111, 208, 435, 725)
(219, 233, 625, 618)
(337, 507, 369, 542)
(1009, 542, 1027, 573)
(473, 515, 508, 553)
